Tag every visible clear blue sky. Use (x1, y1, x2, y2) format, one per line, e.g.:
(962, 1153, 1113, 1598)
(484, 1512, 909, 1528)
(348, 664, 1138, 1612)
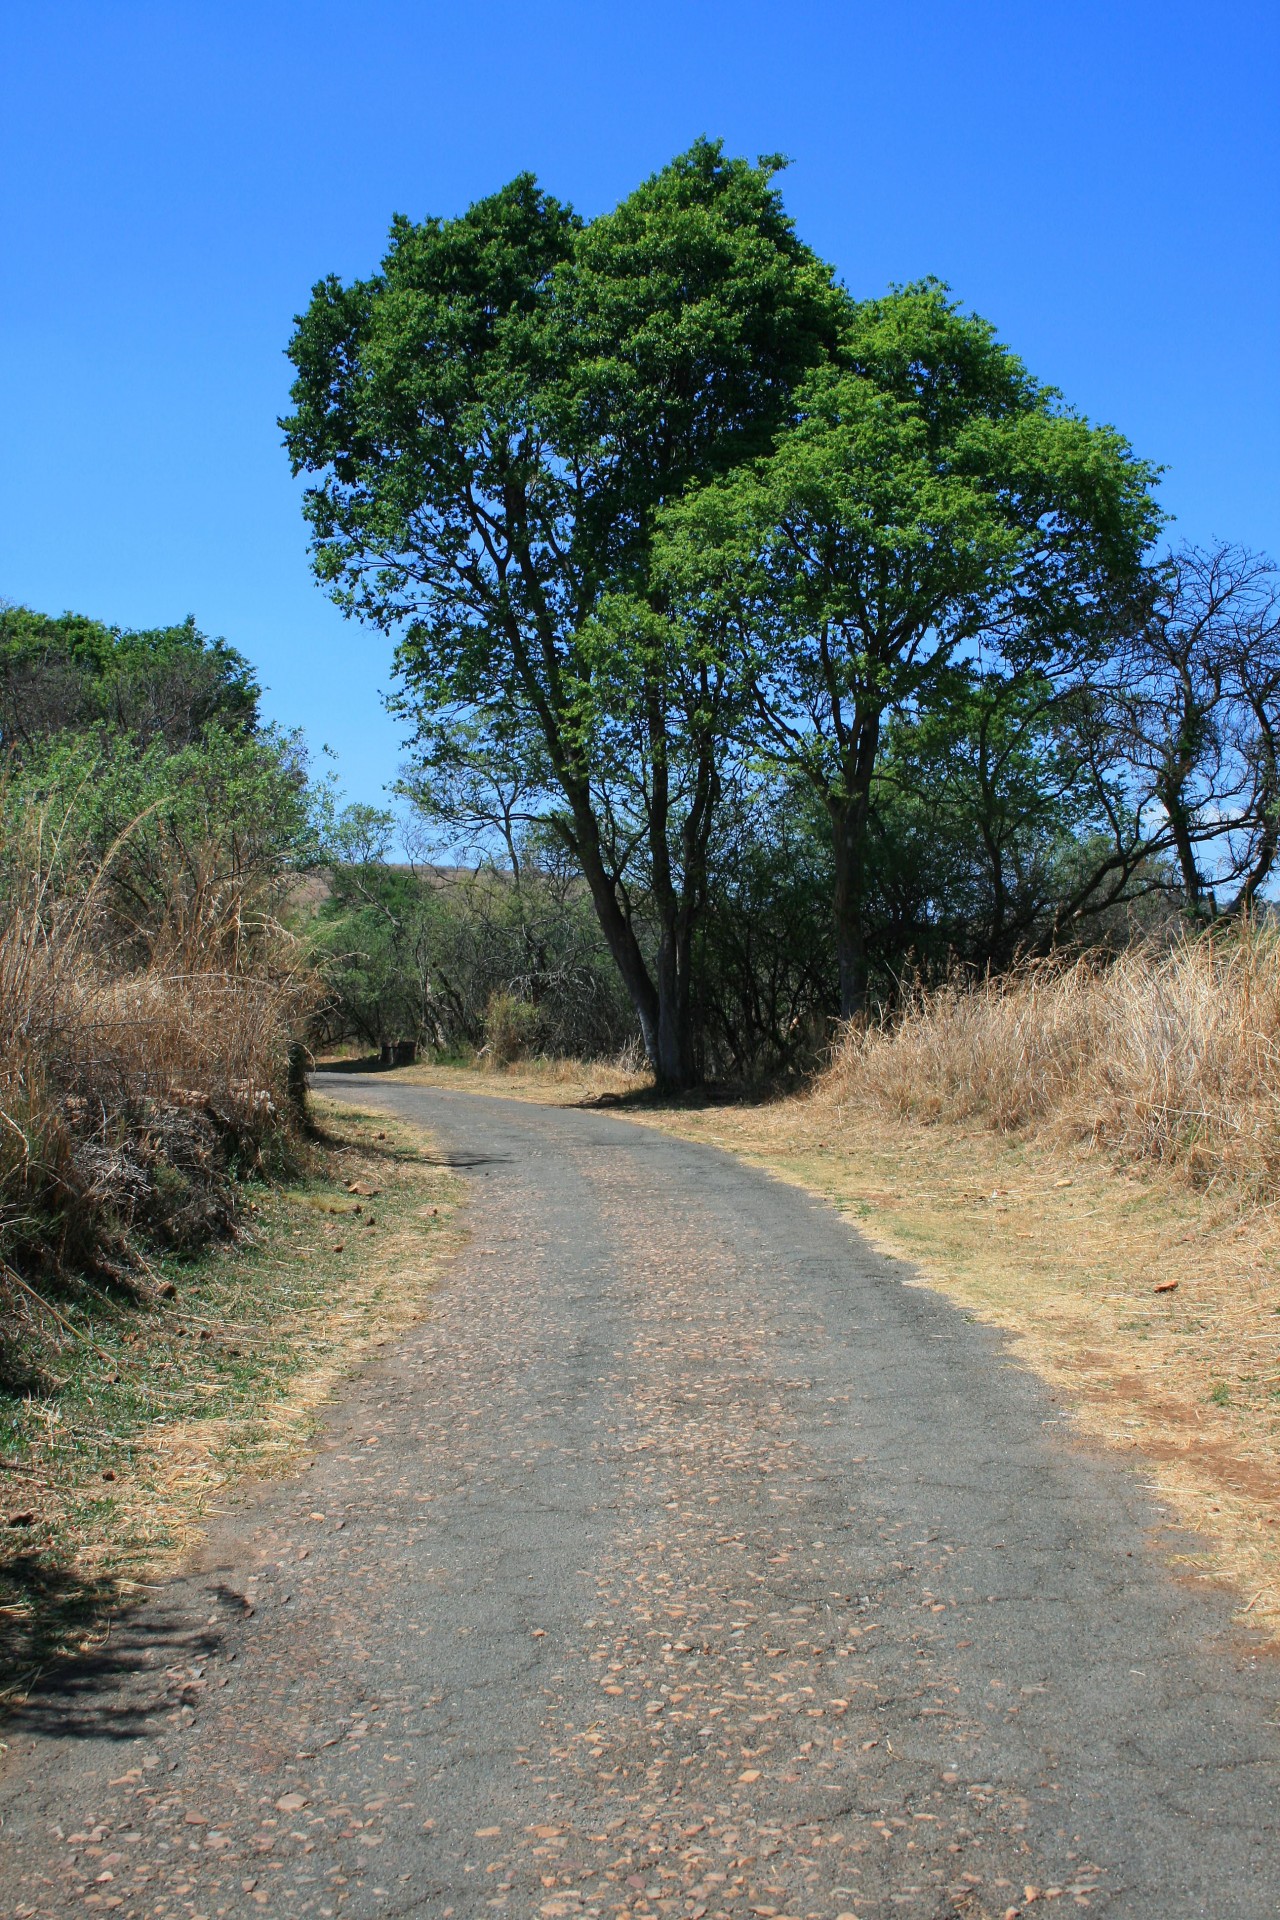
(3, 1, 1276, 812)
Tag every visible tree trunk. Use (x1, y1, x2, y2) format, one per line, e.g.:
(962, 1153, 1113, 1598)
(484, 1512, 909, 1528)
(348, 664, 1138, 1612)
(829, 718, 880, 1023)
(558, 736, 706, 1092)
(653, 912, 698, 1090)
(832, 812, 870, 1022)
(564, 802, 665, 1074)
(1159, 779, 1210, 917)
(644, 687, 704, 1091)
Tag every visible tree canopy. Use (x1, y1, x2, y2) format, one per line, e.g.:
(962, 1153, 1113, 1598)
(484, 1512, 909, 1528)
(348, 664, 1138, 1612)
(656, 280, 1164, 1014)
(0, 606, 259, 753)
(284, 139, 844, 1085)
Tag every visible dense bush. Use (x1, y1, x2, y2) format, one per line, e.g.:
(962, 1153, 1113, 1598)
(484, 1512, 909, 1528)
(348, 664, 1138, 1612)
(0, 606, 259, 753)
(309, 846, 636, 1062)
(0, 609, 318, 1380)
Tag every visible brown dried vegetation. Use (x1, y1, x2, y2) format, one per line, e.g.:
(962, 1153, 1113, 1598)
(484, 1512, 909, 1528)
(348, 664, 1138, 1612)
(0, 787, 314, 1382)
(825, 925, 1280, 1197)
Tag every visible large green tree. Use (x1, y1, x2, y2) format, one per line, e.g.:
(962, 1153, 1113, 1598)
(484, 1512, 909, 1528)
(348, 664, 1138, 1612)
(283, 140, 843, 1086)
(657, 282, 1164, 1017)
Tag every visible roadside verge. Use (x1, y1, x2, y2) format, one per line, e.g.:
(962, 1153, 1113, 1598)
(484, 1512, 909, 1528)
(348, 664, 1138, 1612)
(0, 1096, 461, 1707)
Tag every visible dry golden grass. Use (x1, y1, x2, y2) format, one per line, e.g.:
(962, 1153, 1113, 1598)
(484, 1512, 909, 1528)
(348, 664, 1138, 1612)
(0, 796, 315, 1294)
(830, 926, 1280, 1196)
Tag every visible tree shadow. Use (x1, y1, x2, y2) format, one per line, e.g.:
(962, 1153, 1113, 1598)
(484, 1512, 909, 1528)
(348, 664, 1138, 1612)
(1, 1550, 238, 1738)
(571, 1080, 772, 1113)
(311, 1055, 391, 1075)
(307, 1072, 515, 1168)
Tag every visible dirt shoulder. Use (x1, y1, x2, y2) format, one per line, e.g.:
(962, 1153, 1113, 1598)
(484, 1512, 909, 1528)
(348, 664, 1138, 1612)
(0, 1095, 462, 1704)
(389, 1056, 1280, 1639)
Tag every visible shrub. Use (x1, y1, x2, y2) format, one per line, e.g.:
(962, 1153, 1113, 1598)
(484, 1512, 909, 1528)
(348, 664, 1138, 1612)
(0, 782, 313, 1345)
(822, 923, 1280, 1195)
(482, 990, 539, 1065)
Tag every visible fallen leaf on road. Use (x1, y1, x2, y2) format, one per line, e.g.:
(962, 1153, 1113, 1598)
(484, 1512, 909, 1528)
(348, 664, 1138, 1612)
(531, 1628, 546, 1638)
(275, 1793, 307, 1813)
(738, 1768, 761, 1783)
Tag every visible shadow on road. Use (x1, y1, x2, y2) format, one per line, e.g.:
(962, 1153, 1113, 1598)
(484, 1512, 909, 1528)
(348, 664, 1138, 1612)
(309, 1071, 514, 1168)
(1, 1556, 232, 1740)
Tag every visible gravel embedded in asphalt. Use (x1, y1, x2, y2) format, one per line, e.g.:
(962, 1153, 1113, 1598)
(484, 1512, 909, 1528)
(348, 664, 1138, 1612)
(1, 1077, 1278, 1919)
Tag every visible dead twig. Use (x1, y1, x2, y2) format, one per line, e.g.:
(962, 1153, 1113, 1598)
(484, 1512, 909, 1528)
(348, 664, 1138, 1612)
(0, 1458, 56, 1488)
(1, 1263, 113, 1363)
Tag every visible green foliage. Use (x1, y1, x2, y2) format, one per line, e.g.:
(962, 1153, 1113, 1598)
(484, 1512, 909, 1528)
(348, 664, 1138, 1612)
(657, 279, 1164, 1014)
(284, 139, 844, 1086)
(0, 606, 259, 752)
(309, 859, 433, 1056)
(309, 835, 634, 1060)
(8, 722, 315, 958)
(694, 779, 836, 1076)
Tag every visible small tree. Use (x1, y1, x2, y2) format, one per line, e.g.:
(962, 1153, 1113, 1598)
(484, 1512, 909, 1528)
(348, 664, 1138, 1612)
(1091, 543, 1280, 918)
(658, 281, 1163, 1017)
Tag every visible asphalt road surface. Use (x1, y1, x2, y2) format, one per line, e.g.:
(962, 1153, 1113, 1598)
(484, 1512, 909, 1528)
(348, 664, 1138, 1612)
(2, 1079, 1279, 1920)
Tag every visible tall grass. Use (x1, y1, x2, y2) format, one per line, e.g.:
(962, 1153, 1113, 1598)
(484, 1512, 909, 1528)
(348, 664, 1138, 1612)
(824, 925, 1280, 1195)
(0, 790, 313, 1328)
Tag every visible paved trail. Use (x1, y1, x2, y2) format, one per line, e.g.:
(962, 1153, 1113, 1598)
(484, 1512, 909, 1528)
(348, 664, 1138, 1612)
(2, 1081, 1279, 1920)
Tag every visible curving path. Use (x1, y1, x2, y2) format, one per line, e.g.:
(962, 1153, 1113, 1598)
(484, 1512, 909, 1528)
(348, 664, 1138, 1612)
(2, 1078, 1279, 1919)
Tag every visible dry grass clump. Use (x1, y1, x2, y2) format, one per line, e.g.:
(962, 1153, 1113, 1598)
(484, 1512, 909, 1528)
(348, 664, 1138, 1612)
(0, 796, 314, 1352)
(825, 925, 1280, 1194)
